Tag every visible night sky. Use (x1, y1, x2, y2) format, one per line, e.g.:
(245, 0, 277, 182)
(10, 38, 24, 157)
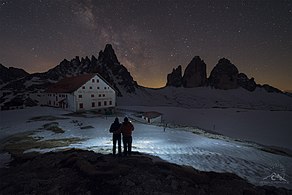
(0, 0, 291, 90)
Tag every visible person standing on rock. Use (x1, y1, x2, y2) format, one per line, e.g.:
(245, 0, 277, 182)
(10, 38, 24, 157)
(119, 117, 134, 156)
(109, 117, 122, 156)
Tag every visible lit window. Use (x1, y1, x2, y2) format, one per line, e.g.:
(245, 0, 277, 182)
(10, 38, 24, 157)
(92, 79, 95, 83)
(79, 103, 83, 109)
(79, 95, 82, 98)
(92, 102, 95, 107)
(91, 94, 94, 97)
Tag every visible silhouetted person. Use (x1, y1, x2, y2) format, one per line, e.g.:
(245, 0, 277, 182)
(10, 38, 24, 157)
(109, 117, 121, 156)
(164, 123, 167, 132)
(120, 117, 134, 156)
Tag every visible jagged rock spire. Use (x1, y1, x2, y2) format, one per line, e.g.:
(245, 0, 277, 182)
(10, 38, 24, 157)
(182, 56, 207, 88)
(98, 44, 119, 65)
(166, 56, 207, 88)
(166, 65, 183, 87)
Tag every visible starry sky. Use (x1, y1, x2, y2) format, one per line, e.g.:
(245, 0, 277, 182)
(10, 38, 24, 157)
(0, 0, 291, 90)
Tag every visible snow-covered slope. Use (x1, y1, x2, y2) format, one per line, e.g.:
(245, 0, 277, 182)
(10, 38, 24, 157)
(118, 86, 292, 110)
(0, 107, 291, 189)
(118, 87, 292, 151)
(119, 105, 292, 150)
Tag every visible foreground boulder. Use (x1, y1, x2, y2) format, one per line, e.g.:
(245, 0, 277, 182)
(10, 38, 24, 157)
(0, 149, 290, 194)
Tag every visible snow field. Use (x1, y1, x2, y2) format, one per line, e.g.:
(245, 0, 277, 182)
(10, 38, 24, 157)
(0, 107, 291, 189)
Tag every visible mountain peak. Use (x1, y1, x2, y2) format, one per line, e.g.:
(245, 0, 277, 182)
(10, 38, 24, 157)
(0, 64, 29, 84)
(166, 65, 182, 87)
(166, 56, 207, 88)
(208, 58, 239, 90)
(182, 56, 207, 88)
(218, 58, 231, 64)
(98, 44, 119, 65)
(191, 56, 203, 62)
(105, 43, 113, 50)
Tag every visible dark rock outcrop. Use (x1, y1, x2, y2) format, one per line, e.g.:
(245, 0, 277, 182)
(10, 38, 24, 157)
(208, 58, 239, 90)
(237, 73, 257, 92)
(0, 149, 289, 194)
(98, 44, 120, 65)
(260, 84, 282, 93)
(0, 64, 29, 84)
(166, 65, 183, 87)
(182, 56, 207, 88)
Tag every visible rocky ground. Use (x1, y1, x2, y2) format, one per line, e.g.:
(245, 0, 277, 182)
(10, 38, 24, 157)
(0, 149, 291, 195)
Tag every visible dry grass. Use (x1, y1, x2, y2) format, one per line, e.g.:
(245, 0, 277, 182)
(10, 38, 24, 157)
(1, 132, 85, 157)
(28, 115, 68, 122)
(43, 122, 64, 133)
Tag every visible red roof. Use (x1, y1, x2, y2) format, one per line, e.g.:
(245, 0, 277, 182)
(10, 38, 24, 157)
(46, 74, 95, 93)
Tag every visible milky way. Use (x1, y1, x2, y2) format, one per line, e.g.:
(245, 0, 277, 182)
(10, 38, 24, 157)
(0, 0, 291, 90)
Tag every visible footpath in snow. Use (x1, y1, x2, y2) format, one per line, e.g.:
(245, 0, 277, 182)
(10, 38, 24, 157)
(0, 107, 291, 189)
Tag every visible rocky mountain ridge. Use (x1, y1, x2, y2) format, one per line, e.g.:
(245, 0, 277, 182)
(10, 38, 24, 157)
(0, 44, 286, 110)
(0, 64, 29, 85)
(0, 44, 138, 109)
(166, 57, 281, 93)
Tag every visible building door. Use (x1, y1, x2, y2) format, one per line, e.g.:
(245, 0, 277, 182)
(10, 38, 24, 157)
(79, 103, 83, 109)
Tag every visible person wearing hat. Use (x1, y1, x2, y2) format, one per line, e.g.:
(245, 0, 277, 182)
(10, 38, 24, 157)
(119, 117, 134, 156)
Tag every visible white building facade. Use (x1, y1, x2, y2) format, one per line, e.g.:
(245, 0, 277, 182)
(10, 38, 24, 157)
(45, 74, 116, 112)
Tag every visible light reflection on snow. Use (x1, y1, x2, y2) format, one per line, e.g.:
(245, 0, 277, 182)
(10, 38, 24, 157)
(1, 108, 291, 189)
